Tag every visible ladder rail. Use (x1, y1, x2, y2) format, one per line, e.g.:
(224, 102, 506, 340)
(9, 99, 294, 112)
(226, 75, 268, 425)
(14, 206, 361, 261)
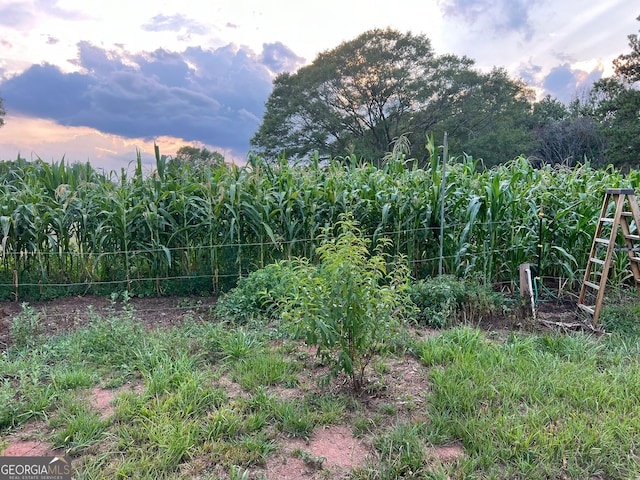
(578, 189, 640, 325)
(578, 192, 613, 307)
(621, 193, 640, 296)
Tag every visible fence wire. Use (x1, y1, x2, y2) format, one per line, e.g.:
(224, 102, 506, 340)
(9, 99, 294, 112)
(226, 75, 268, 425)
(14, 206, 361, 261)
(0, 218, 595, 300)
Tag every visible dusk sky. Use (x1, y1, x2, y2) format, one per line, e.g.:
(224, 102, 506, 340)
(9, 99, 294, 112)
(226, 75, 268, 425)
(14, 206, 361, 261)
(0, 0, 637, 173)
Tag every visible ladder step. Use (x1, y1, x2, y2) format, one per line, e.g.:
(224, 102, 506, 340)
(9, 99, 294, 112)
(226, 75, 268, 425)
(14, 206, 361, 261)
(577, 304, 595, 315)
(583, 281, 600, 290)
(631, 256, 640, 263)
(595, 238, 610, 245)
(600, 217, 615, 223)
(625, 234, 640, 241)
(589, 257, 605, 265)
(621, 212, 634, 217)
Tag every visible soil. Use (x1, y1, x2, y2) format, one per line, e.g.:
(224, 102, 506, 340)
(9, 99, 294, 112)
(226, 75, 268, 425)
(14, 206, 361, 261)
(0, 293, 577, 477)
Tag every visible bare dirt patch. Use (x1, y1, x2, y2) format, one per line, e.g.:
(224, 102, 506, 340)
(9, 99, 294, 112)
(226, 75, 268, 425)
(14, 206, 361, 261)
(1, 440, 57, 457)
(87, 383, 144, 419)
(0, 421, 60, 457)
(0, 295, 218, 350)
(427, 443, 465, 464)
(262, 425, 370, 480)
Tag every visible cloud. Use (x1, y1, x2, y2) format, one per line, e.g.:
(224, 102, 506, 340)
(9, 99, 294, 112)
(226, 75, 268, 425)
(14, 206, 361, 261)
(517, 63, 542, 86)
(518, 61, 604, 102)
(0, 0, 87, 27)
(0, 41, 305, 156)
(35, 0, 87, 21)
(541, 63, 603, 102)
(0, 2, 36, 27)
(438, 0, 542, 40)
(0, 115, 234, 174)
(260, 42, 306, 73)
(142, 13, 210, 35)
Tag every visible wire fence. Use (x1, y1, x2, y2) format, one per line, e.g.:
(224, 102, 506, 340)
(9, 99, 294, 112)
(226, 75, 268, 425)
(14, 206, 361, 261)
(0, 217, 595, 302)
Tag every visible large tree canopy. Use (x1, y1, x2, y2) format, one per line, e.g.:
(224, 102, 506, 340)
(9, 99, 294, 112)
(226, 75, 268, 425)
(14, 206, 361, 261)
(251, 28, 535, 164)
(531, 95, 605, 166)
(589, 15, 640, 170)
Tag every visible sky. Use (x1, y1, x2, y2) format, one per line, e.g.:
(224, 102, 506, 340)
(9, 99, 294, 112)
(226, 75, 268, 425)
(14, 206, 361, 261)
(0, 0, 637, 173)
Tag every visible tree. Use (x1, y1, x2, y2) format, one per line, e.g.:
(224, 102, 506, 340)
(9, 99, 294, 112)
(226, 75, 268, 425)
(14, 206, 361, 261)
(252, 29, 442, 161)
(613, 15, 640, 83)
(589, 15, 640, 169)
(167, 145, 225, 175)
(590, 78, 640, 169)
(251, 28, 537, 165)
(283, 216, 411, 392)
(531, 95, 605, 166)
(433, 68, 537, 166)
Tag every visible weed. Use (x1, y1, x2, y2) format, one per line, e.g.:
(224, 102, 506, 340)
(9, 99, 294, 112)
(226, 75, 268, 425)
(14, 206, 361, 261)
(49, 400, 109, 454)
(600, 302, 640, 336)
(10, 303, 45, 349)
(307, 393, 348, 425)
(228, 465, 251, 480)
(292, 448, 326, 470)
(215, 262, 295, 323)
(372, 422, 427, 478)
(230, 352, 298, 391)
(220, 328, 264, 362)
(419, 327, 640, 478)
(273, 399, 317, 438)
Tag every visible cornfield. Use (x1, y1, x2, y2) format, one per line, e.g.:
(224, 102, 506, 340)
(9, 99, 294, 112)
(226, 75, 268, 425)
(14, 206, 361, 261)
(0, 149, 638, 300)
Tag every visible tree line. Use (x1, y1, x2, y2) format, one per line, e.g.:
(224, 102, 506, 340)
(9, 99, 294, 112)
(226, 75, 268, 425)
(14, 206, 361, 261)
(251, 18, 640, 170)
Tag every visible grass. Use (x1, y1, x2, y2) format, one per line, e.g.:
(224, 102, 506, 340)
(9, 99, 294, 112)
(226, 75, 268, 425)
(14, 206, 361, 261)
(2, 301, 640, 478)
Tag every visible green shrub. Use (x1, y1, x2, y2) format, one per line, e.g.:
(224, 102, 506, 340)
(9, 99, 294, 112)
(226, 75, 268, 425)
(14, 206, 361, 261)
(409, 275, 502, 328)
(10, 303, 45, 349)
(215, 262, 295, 323)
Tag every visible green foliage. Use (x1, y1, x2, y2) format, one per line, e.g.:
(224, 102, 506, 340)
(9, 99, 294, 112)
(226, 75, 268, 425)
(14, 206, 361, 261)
(214, 261, 295, 323)
(49, 400, 109, 454)
(251, 28, 535, 164)
(167, 145, 225, 176)
(10, 303, 45, 349)
(532, 95, 605, 166)
(219, 328, 264, 362)
(590, 78, 640, 170)
(586, 16, 640, 170)
(417, 327, 640, 478)
(409, 276, 467, 328)
(372, 422, 427, 477)
(2, 152, 640, 302)
(230, 352, 298, 391)
(613, 14, 640, 83)
(409, 276, 502, 328)
(284, 215, 412, 391)
(75, 312, 145, 371)
(600, 302, 640, 337)
(6, 297, 640, 478)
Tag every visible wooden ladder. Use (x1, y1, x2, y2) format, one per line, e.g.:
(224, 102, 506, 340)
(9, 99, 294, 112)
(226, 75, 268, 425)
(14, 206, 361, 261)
(578, 188, 640, 324)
